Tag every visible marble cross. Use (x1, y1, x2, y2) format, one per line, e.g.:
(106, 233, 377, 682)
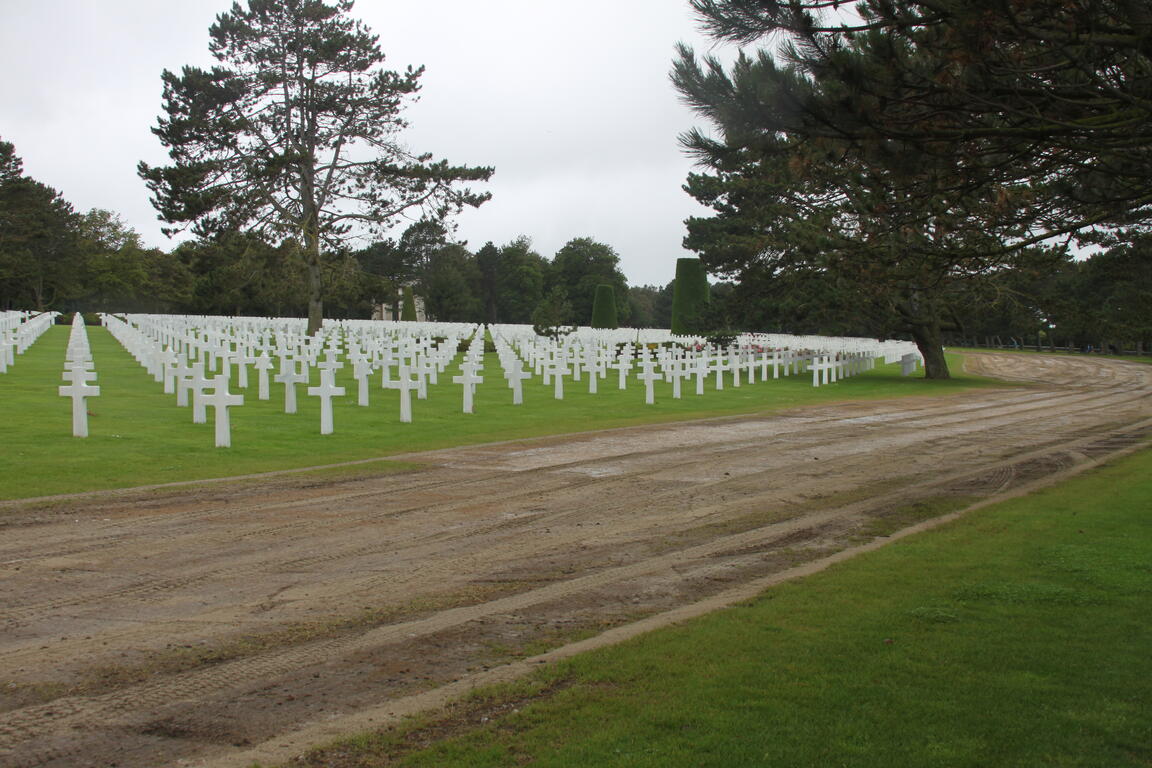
(635, 360, 662, 405)
(308, 366, 346, 435)
(452, 361, 484, 414)
(200, 375, 244, 447)
(275, 357, 308, 414)
(59, 366, 99, 437)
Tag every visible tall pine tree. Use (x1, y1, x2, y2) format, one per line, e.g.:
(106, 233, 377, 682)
(139, 0, 492, 334)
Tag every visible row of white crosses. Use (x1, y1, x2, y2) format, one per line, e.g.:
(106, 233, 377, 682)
(104, 314, 482, 442)
(104, 314, 246, 446)
(58, 314, 100, 437)
(1, 310, 58, 374)
(491, 325, 921, 403)
(95, 313, 923, 446)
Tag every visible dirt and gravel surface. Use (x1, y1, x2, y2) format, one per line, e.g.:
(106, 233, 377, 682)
(1, 352, 1150, 768)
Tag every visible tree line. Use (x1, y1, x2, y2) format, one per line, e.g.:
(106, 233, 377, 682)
(1, 138, 677, 327)
(4, 128, 1146, 351)
(708, 244, 1152, 355)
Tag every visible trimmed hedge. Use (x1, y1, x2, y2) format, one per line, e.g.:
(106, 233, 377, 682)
(401, 285, 417, 321)
(671, 258, 709, 335)
(590, 284, 618, 329)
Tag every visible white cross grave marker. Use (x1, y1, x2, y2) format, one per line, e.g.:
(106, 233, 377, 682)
(201, 375, 244, 447)
(452, 361, 484, 414)
(308, 366, 345, 435)
(59, 366, 99, 437)
(275, 358, 308, 414)
(504, 364, 531, 405)
(254, 351, 274, 401)
(636, 360, 662, 405)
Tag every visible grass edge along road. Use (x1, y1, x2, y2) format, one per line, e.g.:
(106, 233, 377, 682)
(289, 446, 1152, 768)
(1, 326, 1002, 500)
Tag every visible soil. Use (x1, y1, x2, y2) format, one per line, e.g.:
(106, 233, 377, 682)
(1, 352, 1150, 768)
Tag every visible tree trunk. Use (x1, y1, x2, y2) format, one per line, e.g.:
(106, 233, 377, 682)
(909, 321, 950, 379)
(305, 231, 324, 336)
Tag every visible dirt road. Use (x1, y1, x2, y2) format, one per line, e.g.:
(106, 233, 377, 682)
(1, 353, 1150, 768)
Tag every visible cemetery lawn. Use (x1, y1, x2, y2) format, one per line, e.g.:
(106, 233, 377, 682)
(298, 447, 1152, 768)
(0, 326, 1003, 500)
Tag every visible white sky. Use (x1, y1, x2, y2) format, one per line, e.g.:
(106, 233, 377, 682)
(0, 0, 733, 288)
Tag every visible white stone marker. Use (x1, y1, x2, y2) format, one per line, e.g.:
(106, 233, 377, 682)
(811, 355, 831, 387)
(254, 351, 274, 401)
(59, 366, 100, 437)
(636, 360, 661, 405)
(308, 367, 345, 435)
(189, 364, 212, 424)
(671, 360, 684, 399)
(160, 347, 179, 394)
(710, 354, 726, 391)
(549, 357, 570, 400)
(236, 347, 255, 389)
(353, 357, 373, 406)
(388, 364, 416, 423)
(175, 359, 199, 408)
(611, 356, 631, 390)
(694, 355, 708, 395)
(275, 358, 308, 414)
(452, 361, 484, 414)
(201, 375, 244, 447)
(505, 365, 531, 405)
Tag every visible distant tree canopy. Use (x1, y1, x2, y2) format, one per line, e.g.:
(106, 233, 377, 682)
(0, 139, 189, 313)
(673, 0, 1152, 377)
(139, 0, 492, 334)
(550, 237, 631, 327)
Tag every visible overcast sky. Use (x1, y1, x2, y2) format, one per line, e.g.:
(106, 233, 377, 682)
(0, 0, 737, 287)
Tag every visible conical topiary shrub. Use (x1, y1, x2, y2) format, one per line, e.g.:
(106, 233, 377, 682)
(590, 284, 619, 329)
(401, 285, 418, 321)
(671, 258, 709, 335)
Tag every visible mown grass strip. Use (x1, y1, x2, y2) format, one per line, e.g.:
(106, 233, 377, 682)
(302, 447, 1152, 768)
(0, 326, 998, 499)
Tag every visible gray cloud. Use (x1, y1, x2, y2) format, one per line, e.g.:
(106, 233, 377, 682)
(1, 0, 729, 287)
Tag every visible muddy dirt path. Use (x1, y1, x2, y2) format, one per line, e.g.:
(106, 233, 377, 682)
(1, 353, 1149, 768)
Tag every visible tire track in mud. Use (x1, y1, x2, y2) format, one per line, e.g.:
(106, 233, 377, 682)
(3, 383, 1142, 627)
(3, 418, 1152, 768)
(1, 354, 1150, 768)
(2, 376, 1149, 664)
(0, 381, 1135, 569)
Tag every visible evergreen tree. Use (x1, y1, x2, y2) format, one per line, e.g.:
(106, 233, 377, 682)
(401, 284, 417, 321)
(421, 243, 480, 322)
(670, 258, 709, 336)
(139, 0, 492, 334)
(550, 237, 630, 326)
(532, 286, 574, 341)
(496, 236, 546, 324)
(590, 284, 618, 328)
(672, 2, 1073, 376)
(0, 141, 84, 311)
(476, 241, 501, 324)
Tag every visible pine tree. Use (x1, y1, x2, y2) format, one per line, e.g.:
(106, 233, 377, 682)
(139, 0, 492, 334)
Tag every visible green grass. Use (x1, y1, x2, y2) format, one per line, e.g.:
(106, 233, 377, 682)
(0, 326, 1000, 499)
(307, 447, 1152, 768)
